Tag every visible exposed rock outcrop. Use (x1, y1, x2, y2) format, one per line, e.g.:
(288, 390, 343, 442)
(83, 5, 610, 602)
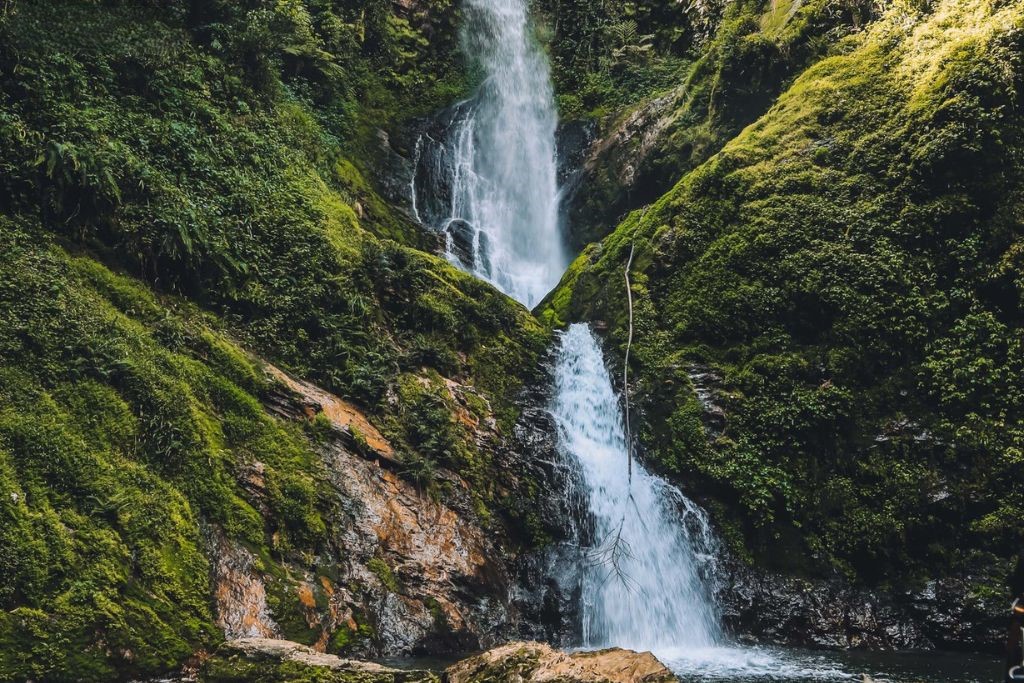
(445, 642, 677, 683)
(563, 93, 680, 250)
(246, 364, 514, 656)
(214, 361, 571, 659)
(718, 554, 1006, 652)
(507, 352, 587, 647)
(265, 364, 398, 463)
(210, 529, 281, 640)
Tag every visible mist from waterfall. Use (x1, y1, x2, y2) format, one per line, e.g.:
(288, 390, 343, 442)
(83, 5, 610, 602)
(414, 0, 566, 308)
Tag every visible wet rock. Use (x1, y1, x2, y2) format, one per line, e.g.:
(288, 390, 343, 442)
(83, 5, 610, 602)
(381, 103, 474, 230)
(374, 128, 418, 217)
(507, 351, 587, 647)
(719, 561, 929, 649)
(718, 559, 1005, 651)
(687, 365, 727, 436)
(556, 120, 599, 216)
(445, 218, 477, 269)
(563, 93, 679, 250)
(445, 642, 677, 683)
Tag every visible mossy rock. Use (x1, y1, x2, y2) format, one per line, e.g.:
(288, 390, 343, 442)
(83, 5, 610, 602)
(199, 639, 439, 683)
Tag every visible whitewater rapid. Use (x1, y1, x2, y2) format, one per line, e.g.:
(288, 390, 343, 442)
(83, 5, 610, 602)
(550, 325, 858, 681)
(551, 324, 722, 650)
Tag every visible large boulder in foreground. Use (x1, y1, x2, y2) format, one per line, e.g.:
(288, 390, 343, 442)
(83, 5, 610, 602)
(445, 642, 677, 683)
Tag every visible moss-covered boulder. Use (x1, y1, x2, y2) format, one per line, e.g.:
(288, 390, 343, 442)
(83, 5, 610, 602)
(200, 638, 439, 683)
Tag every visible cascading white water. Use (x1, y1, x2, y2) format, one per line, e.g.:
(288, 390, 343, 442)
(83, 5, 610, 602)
(424, 0, 566, 307)
(550, 326, 860, 681)
(551, 324, 723, 651)
(418, 4, 866, 681)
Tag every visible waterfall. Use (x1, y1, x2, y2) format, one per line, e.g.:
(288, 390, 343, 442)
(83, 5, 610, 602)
(413, 0, 566, 308)
(551, 324, 723, 652)
(410, 3, 887, 681)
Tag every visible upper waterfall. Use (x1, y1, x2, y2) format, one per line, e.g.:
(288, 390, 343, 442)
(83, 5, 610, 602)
(412, 0, 567, 307)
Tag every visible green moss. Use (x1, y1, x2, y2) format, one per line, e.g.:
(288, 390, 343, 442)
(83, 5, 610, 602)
(559, 0, 877, 248)
(0, 0, 552, 675)
(199, 651, 439, 683)
(367, 558, 400, 594)
(547, 0, 1024, 587)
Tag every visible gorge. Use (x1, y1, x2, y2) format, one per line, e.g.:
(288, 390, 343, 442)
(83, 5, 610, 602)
(408, 0, 1007, 679)
(0, 0, 1021, 681)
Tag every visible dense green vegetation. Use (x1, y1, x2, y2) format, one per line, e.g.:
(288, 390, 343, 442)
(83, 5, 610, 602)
(550, 0, 885, 248)
(0, 1, 546, 679)
(545, 0, 1024, 589)
(2, 0, 1022, 677)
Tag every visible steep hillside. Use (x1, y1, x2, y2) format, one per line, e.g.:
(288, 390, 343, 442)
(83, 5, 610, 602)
(545, 0, 1024, 591)
(2, 0, 1023, 677)
(0, 1, 552, 680)
(544, 0, 880, 248)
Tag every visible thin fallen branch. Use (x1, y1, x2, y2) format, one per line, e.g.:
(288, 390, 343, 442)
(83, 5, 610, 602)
(622, 208, 648, 483)
(582, 208, 651, 595)
(624, 239, 636, 483)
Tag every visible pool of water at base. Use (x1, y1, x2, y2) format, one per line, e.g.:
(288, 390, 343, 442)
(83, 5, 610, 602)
(654, 644, 999, 682)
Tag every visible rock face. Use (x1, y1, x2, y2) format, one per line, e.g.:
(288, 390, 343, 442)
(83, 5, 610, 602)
(562, 93, 680, 250)
(717, 555, 1006, 652)
(249, 363, 518, 656)
(265, 364, 398, 463)
(210, 529, 281, 640)
(445, 642, 677, 683)
(376, 103, 469, 229)
(507, 352, 587, 647)
(217, 360, 573, 660)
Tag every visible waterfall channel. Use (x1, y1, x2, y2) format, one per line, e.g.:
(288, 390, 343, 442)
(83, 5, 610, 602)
(413, 0, 728, 659)
(415, 0, 725, 653)
(551, 324, 723, 650)
(414, 0, 866, 680)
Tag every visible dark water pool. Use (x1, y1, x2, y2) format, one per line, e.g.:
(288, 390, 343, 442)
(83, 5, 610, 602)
(658, 644, 999, 682)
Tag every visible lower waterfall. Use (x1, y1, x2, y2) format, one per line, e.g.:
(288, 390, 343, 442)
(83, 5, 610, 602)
(549, 324, 857, 681)
(551, 323, 722, 651)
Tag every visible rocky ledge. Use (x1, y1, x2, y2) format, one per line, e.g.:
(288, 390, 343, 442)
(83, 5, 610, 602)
(198, 639, 676, 683)
(200, 638, 439, 683)
(719, 561, 1005, 652)
(446, 642, 677, 683)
